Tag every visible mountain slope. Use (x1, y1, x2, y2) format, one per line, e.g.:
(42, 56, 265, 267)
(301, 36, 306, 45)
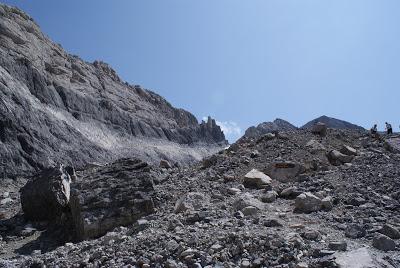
(0, 4, 226, 177)
(302, 115, 365, 131)
(244, 118, 297, 138)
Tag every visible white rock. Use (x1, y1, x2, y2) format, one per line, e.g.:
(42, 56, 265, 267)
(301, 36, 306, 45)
(340, 145, 357, 156)
(334, 247, 375, 268)
(228, 188, 241, 195)
(0, 198, 12, 205)
(243, 169, 271, 189)
(294, 192, 322, 213)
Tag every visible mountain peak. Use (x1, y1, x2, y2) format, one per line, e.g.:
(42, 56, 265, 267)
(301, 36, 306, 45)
(302, 115, 365, 131)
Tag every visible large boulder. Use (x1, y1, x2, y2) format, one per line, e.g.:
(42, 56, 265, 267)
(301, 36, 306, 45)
(160, 159, 172, 169)
(265, 162, 305, 182)
(20, 164, 76, 221)
(327, 150, 354, 165)
(70, 158, 155, 240)
(243, 169, 272, 189)
(378, 224, 400, 239)
(233, 193, 264, 211)
(306, 139, 326, 154)
(294, 192, 322, 213)
(372, 234, 396, 251)
(345, 224, 366, 238)
(174, 192, 210, 214)
(340, 145, 357, 156)
(20, 158, 155, 241)
(311, 122, 327, 137)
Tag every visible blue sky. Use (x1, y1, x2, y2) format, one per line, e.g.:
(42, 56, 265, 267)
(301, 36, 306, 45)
(3, 1, 400, 142)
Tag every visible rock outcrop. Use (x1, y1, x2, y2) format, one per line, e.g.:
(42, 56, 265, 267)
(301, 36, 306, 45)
(70, 158, 155, 240)
(244, 118, 297, 138)
(0, 4, 227, 178)
(264, 162, 305, 182)
(20, 158, 155, 241)
(385, 137, 400, 154)
(327, 149, 354, 165)
(311, 122, 327, 137)
(20, 164, 76, 221)
(294, 192, 322, 213)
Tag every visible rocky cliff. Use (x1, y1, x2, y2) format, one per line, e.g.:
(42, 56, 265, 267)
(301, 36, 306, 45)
(0, 4, 226, 177)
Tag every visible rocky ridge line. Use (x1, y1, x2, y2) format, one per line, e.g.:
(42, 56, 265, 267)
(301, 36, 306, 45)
(0, 4, 226, 178)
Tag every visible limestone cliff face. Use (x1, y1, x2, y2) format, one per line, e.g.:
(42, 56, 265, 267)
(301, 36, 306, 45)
(0, 4, 227, 177)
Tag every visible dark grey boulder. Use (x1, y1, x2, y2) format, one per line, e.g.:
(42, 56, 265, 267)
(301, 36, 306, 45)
(340, 145, 357, 156)
(20, 164, 76, 221)
(345, 224, 366, 239)
(378, 224, 400, 240)
(372, 234, 396, 251)
(327, 150, 354, 166)
(328, 241, 347, 251)
(20, 158, 155, 241)
(311, 122, 327, 137)
(70, 158, 155, 240)
(265, 162, 305, 182)
(160, 159, 172, 169)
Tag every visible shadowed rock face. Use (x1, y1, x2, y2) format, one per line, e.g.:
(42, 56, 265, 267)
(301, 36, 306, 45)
(70, 158, 155, 240)
(0, 4, 227, 178)
(20, 158, 155, 241)
(20, 164, 76, 221)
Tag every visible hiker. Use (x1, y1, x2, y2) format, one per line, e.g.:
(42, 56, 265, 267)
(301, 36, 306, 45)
(385, 122, 393, 135)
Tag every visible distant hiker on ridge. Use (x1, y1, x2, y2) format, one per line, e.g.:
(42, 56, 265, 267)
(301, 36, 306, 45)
(385, 122, 393, 135)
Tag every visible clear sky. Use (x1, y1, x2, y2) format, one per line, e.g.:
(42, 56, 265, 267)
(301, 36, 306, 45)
(3, 0, 400, 142)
